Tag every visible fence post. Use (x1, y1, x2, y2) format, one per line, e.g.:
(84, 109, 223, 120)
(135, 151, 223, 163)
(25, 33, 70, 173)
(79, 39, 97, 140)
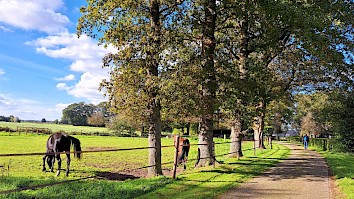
(172, 135, 180, 179)
(212, 141, 215, 168)
(253, 139, 256, 156)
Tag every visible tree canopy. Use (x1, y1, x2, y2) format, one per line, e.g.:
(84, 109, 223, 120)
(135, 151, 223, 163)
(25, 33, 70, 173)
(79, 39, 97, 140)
(77, 0, 354, 175)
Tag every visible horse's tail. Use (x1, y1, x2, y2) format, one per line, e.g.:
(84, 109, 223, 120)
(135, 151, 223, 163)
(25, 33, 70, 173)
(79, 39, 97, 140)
(69, 136, 81, 159)
(183, 139, 190, 158)
(179, 139, 190, 162)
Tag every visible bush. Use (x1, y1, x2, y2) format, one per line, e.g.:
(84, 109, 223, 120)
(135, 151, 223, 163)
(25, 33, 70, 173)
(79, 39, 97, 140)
(309, 138, 346, 152)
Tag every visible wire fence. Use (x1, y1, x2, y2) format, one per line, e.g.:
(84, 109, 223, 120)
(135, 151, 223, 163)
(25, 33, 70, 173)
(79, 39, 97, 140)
(0, 141, 241, 157)
(0, 138, 258, 195)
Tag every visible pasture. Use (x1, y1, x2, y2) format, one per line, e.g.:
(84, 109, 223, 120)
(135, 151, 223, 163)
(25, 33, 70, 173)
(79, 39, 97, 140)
(0, 122, 111, 135)
(0, 132, 289, 198)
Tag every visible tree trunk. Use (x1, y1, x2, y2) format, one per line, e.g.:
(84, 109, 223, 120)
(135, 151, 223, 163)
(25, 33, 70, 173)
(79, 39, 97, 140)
(196, 0, 217, 168)
(197, 117, 215, 167)
(229, 1, 249, 158)
(141, 125, 145, 134)
(147, 0, 162, 177)
(148, 101, 162, 177)
(229, 111, 243, 158)
(186, 123, 190, 136)
(253, 99, 266, 149)
(238, 0, 249, 79)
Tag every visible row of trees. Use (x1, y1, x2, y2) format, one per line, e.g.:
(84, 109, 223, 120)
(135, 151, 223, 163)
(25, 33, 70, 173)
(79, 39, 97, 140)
(61, 102, 109, 127)
(294, 91, 354, 151)
(0, 115, 20, 123)
(77, 0, 353, 177)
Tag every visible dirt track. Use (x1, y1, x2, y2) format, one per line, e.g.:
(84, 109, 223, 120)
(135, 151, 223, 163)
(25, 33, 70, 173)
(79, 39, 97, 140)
(220, 142, 335, 199)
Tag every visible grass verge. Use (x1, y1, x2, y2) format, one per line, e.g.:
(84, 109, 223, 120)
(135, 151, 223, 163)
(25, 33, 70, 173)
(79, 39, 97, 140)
(319, 151, 354, 199)
(296, 143, 354, 199)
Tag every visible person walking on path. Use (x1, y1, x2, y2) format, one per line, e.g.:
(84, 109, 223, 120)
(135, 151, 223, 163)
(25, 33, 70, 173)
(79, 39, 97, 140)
(220, 142, 333, 199)
(303, 134, 309, 149)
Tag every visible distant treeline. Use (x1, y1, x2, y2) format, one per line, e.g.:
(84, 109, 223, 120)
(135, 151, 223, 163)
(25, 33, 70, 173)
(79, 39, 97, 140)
(0, 115, 20, 122)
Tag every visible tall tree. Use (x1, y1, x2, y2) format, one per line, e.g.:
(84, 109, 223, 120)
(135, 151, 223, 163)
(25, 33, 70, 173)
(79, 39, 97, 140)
(191, 0, 218, 167)
(78, 0, 187, 177)
(62, 102, 95, 126)
(221, 0, 353, 152)
(87, 112, 106, 127)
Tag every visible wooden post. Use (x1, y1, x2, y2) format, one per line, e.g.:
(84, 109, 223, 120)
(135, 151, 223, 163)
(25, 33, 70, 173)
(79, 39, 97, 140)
(223, 134, 226, 142)
(253, 139, 256, 156)
(172, 135, 180, 179)
(212, 141, 215, 168)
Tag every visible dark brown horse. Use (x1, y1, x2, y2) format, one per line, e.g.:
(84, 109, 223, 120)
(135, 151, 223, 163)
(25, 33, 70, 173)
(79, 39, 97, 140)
(42, 132, 81, 176)
(174, 135, 190, 170)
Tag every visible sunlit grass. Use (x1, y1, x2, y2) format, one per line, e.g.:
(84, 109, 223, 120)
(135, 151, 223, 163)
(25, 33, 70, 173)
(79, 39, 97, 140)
(0, 133, 289, 198)
(320, 152, 354, 199)
(0, 122, 110, 134)
(140, 143, 289, 199)
(303, 143, 354, 199)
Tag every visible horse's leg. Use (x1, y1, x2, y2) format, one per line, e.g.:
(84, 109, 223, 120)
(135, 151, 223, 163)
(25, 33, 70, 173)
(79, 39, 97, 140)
(65, 153, 70, 177)
(42, 154, 47, 171)
(195, 148, 201, 168)
(47, 156, 55, 172)
(55, 153, 61, 176)
(180, 147, 188, 170)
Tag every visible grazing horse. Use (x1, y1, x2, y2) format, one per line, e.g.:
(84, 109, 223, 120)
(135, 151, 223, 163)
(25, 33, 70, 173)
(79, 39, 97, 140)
(42, 132, 81, 176)
(174, 135, 190, 170)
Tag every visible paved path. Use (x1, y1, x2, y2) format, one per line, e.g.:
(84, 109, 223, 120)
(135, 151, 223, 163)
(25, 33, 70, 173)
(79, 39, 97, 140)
(220, 142, 333, 199)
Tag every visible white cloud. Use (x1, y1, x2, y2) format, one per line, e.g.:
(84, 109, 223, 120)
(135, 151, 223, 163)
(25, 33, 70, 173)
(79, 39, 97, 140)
(0, 1, 112, 120)
(19, 110, 37, 114)
(67, 72, 108, 104)
(28, 32, 117, 103)
(0, 25, 12, 32)
(0, 93, 63, 120)
(55, 74, 75, 81)
(55, 103, 70, 112)
(56, 82, 71, 91)
(28, 33, 116, 70)
(0, 94, 17, 108)
(0, 0, 69, 34)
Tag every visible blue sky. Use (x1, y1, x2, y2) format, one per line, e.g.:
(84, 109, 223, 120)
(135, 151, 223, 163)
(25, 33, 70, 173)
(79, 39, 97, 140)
(0, 0, 116, 121)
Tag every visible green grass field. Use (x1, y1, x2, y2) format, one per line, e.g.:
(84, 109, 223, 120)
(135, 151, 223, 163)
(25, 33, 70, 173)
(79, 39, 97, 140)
(0, 132, 290, 199)
(0, 122, 111, 134)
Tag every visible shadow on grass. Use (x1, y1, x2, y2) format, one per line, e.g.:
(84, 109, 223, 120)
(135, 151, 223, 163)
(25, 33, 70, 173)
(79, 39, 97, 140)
(1, 175, 175, 199)
(156, 145, 291, 199)
(0, 143, 289, 199)
(247, 157, 308, 161)
(95, 171, 139, 181)
(0, 176, 95, 195)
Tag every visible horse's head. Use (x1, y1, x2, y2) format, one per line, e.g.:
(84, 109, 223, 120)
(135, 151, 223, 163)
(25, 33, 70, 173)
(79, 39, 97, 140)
(46, 155, 54, 169)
